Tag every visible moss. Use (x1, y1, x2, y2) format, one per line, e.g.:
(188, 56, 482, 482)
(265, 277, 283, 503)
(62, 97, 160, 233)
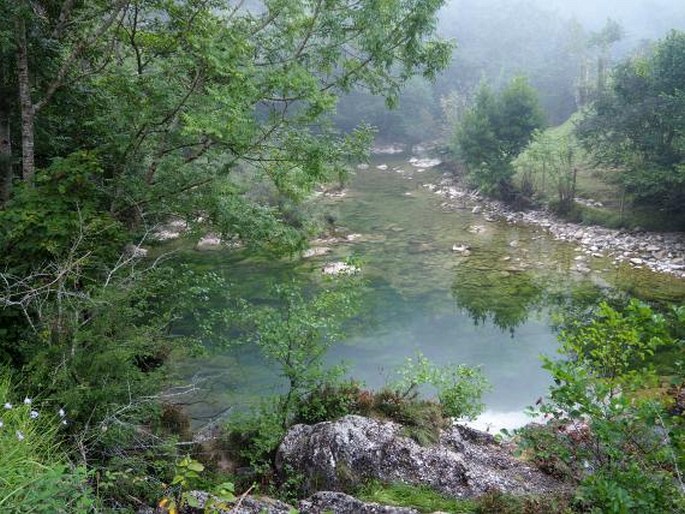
(356, 481, 477, 513)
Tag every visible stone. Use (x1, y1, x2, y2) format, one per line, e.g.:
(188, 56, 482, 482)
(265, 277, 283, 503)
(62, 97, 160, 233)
(409, 157, 442, 168)
(299, 492, 419, 514)
(196, 233, 222, 251)
(471, 205, 482, 214)
(377, 164, 389, 170)
(187, 491, 293, 514)
(630, 257, 644, 265)
(452, 243, 471, 253)
(124, 244, 148, 258)
(321, 262, 360, 276)
(276, 415, 563, 499)
(372, 144, 405, 155)
(302, 247, 332, 258)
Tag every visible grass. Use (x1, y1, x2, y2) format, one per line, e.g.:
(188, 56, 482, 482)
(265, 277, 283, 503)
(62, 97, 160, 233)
(514, 115, 685, 231)
(0, 370, 95, 512)
(356, 481, 477, 513)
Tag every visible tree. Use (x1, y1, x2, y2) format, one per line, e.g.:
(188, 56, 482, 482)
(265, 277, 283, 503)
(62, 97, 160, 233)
(240, 275, 362, 428)
(452, 77, 545, 197)
(577, 30, 685, 215)
(0, 0, 451, 433)
(514, 129, 578, 213)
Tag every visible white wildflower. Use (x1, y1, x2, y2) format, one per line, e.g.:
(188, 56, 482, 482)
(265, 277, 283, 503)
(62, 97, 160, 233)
(3, 402, 11, 409)
(30, 410, 39, 419)
(0, 420, 3, 428)
(58, 408, 65, 418)
(16, 430, 24, 441)
(61, 419, 68, 426)
(23, 397, 31, 406)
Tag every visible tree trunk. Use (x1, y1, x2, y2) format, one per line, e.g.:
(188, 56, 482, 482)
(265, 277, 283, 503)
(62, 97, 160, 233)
(0, 109, 11, 204)
(16, 16, 35, 183)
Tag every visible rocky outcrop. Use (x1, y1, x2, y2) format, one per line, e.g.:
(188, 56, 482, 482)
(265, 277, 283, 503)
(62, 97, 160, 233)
(298, 492, 420, 514)
(276, 415, 563, 499)
(178, 490, 422, 514)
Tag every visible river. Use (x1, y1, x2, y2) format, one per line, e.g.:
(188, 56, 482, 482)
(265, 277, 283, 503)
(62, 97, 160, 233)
(171, 153, 685, 431)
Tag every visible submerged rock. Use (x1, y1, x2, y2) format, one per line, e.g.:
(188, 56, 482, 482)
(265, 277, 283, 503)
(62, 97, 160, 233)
(373, 144, 406, 155)
(452, 243, 471, 255)
(196, 233, 222, 251)
(303, 247, 332, 258)
(408, 157, 442, 168)
(276, 415, 563, 499)
(321, 262, 360, 276)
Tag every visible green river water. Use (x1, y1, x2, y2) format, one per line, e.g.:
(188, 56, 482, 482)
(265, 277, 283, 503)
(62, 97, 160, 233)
(172, 156, 685, 431)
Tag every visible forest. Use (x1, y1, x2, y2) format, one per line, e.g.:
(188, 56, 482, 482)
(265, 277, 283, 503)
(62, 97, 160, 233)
(0, 0, 683, 512)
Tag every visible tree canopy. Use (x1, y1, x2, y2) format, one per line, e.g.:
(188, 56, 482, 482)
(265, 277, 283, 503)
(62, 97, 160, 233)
(452, 76, 546, 197)
(577, 30, 685, 213)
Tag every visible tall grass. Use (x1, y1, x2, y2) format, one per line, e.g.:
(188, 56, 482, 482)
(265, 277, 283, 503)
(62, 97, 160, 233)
(0, 370, 95, 512)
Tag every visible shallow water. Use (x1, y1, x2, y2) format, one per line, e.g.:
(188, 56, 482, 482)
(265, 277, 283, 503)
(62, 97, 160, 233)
(173, 156, 685, 431)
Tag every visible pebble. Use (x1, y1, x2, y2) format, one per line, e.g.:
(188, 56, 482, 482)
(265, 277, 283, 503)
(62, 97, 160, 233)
(424, 175, 685, 278)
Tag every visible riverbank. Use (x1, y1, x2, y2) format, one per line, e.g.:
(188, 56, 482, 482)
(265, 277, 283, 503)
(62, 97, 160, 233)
(421, 173, 685, 279)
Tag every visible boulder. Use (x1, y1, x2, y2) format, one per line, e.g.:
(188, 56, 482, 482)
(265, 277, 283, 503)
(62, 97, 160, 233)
(298, 492, 419, 514)
(276, 415, 563, 499)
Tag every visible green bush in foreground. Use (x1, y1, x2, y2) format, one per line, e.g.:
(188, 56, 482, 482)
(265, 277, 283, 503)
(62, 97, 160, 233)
(520, 300, 685, 513)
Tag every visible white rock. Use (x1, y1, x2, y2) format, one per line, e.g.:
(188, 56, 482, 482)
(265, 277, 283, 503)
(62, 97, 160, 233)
(321, 262, 360, 276)
(302, 247, 332, 258)
(196, 233, 222, 251)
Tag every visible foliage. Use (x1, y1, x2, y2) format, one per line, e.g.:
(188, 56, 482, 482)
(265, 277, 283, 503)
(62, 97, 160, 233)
(292, 380, 363, 425)
(394, 353, 490, 421)
(239, 274, 363, 428)
(514, 129, 578, 213)
(225, 399, 289, 478)
(520, 299, 685, 513)
(0, 0, 451, 510)
(356, 480, 477, 513)
(474, 490, 572, 514)
(159, 456, 236, 514)
(0, 371, 96, 512)
(453, 78, 546, 197)
(577, 30, 685, 216)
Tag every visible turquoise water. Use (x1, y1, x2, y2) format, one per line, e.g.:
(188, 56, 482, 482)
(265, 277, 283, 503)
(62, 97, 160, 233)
(172, 156, 684, 430)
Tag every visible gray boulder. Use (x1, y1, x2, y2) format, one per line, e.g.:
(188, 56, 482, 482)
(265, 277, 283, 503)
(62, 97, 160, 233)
(276, 415, 562, 499)
(299, 491, 419, 514)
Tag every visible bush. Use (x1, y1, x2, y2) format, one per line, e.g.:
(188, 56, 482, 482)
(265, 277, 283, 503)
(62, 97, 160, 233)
(521, 299, 685, 513)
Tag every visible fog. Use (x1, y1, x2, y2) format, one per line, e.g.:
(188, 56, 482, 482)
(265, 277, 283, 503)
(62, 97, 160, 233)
(336, 0, 685, 140)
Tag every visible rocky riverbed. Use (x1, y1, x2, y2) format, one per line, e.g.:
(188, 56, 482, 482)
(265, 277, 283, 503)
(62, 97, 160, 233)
(423, 173, 685, 279)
